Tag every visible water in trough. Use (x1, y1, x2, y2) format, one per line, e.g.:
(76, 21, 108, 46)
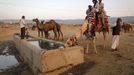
(28, 40, 64, 50)
(0, 35, 88, 75)
(0, 55, 18, 72)
(14, 33, 65, 50)
(0, 41, 31, 75)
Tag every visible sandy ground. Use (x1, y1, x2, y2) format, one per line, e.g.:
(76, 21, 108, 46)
(0, 24, 134, 75)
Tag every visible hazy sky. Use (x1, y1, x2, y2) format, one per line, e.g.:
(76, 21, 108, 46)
(0, 0, 134, 19)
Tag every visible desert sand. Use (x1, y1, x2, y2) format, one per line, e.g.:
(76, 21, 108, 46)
(0, 24, 134, 75)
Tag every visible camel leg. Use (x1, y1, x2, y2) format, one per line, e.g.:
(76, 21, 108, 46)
(60, 30, 63, 40)
(103, 31, 106, 49)
(41, 30, 43, 37)
(124, 29, 126, 33)
(57, 31, 60, 40)
(53, 30, 57, 40)
(86, 40, 90, 54)
(44, 30, 48, 39)
(43, 30, 46, 38)
(92, 39, 97, 54)
(131, 27, 133, 31)
(93, 39, 97, 54)
(38, 30, 40, 37)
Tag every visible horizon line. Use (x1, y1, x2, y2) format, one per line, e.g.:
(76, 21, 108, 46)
(0, 16, 134, 20)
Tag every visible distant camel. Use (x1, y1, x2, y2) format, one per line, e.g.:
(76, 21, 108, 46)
(33, 18, 63, 40)
(33, 18, 44, 37)
(48, 20, 63, 40)
(122, 23, 133, 33)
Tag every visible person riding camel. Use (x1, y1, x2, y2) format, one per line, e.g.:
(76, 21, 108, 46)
(85, 5, 96, 39)
(98, 0, 108, 32)
(92, 0, 99, 26)
(86, 5, 95, 25)
(86, 5, 94, 19)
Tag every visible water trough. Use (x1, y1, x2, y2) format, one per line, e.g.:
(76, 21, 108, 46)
(13, 33, 84, 75)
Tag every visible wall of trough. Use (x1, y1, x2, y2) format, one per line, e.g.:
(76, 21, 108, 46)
(13, 34, 84, 75)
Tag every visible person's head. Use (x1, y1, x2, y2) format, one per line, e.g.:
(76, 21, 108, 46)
(92, 0, 98, 4)
(99, 0, 102, 3)
(88, 5, 92, 11)
(22, 16, 25, 19)
(116, 18, 122, 26)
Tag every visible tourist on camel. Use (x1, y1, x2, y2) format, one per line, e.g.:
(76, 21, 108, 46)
(98, 0, 108, 31)
(84, 5, 96, 40)
(86, 5, 94, 19)
(92, 0, 99, 26)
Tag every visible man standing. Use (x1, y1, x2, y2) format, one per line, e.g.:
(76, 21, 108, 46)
(19, 16, 26, 39)
(111, 18, 122, 51)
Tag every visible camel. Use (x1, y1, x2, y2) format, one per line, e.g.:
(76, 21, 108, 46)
(33, 18, 63, 40)
(65, 16, 109, 54)
(122, 23, 133, 33)
(64, 20, 97, 53)
(41, 20, 63, 40)
(33, 18, 44, 37)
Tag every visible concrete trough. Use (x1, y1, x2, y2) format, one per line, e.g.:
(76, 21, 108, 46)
(13, 33, 84, 75)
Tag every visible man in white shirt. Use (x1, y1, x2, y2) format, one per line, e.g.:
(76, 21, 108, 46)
(19, 16, 26, 39)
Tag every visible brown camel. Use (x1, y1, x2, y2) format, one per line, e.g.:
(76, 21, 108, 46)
(33, 18, 44, 37)
(122, 23, 133, 33)
(41, 20, 63, 40)
(49, 20, 63, 40)
(33, 18, 63, 40)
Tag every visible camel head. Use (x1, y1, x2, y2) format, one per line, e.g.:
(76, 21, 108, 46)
(41, 20, 45, 25)
(32, 18, 39, 23)
(33, 18, 42, 27)
(64, 36, 78, 47)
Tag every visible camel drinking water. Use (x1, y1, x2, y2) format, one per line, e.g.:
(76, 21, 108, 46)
(64, 16, 109, 54)
(64, 20, 97, 53)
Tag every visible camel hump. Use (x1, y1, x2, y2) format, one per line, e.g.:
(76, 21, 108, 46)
(50, 19, 55, 22)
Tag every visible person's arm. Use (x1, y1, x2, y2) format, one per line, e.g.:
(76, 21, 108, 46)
(95, 3, 99, 12)
(86, 9, 89, 16)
